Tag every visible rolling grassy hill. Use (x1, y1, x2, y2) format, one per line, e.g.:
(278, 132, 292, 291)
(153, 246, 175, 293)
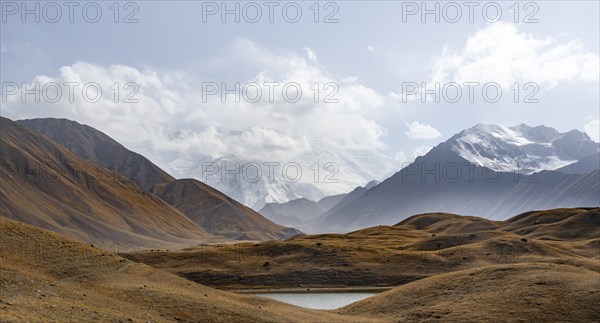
(125, 208, 599, 290)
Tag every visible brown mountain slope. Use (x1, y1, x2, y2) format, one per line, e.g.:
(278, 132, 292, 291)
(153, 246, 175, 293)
(339, 263, 600, 322)
(16, 117, 299, 242)
(151, 179, 302, 241)
(0, 117, 214, 248)
(16, 118, 174, 190)
(0, 218, 377, 322)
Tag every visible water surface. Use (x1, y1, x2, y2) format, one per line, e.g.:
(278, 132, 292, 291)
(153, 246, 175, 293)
(253, 292, 378, 310)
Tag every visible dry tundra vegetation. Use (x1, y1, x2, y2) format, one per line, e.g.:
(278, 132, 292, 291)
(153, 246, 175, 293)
(1, 207, 599, 322)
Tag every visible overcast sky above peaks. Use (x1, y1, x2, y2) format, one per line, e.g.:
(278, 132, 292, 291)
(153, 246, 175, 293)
(1, 1, 599, 163)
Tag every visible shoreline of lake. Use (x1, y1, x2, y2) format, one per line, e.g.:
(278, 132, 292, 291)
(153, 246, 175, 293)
(225, 286, 393, 294)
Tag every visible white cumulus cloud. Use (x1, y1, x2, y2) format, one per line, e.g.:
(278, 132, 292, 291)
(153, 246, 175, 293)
(405, 121, 442, 139)
(430, 23, 600, 88)
(2, 40, 391, 162)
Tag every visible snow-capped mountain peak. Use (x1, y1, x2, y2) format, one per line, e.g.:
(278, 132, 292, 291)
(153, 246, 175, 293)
(445, 123, 599, 174)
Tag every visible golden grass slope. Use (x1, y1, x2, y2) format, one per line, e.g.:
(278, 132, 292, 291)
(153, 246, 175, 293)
(0, 117, 214, 249)
(0, 218, 378, 322)
(500, 208, 600, 240)
(339, 262, 600, 322)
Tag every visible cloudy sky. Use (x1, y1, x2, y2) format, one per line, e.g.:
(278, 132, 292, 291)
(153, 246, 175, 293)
(1, 1, 599, 166)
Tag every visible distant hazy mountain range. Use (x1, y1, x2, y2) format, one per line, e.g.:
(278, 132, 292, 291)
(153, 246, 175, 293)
(6, 117, 300, 245)
(264, 124, 600, 233)
(259, 181, 378, 233)
(125, 133, 400, 210)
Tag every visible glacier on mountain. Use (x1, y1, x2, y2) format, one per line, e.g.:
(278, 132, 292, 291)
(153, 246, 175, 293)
(448, 123, 599, 174)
